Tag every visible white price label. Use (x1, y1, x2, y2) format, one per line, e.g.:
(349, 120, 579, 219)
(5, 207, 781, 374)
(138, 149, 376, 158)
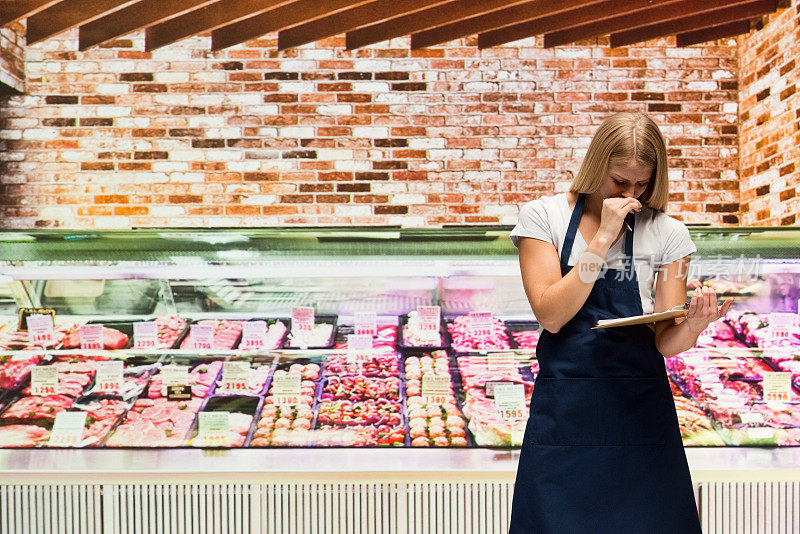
(198, 412, 229, 446)
(272, 374, 301, 395)
(416, 306, 441, 333)
(762, 372, 792, 402)
(220, 361, 250, 392)
(80, 324, 104, 351)
(493, 383, 526, 421)
(469, 312, 494, 337)
(31, 366, 58, 396)
(421, 375, 450, 406)
(769, 313, 800, 328)
(347, 334, 373, 363)
(161, 364, 189, 387)
(95, 360, 124, 393)
(190, 325, 214, 350)
(49, 412, 87, 447)
(740, 412, 766, 424)
(354, 312, 378, 336)
(746, 427, 775, 441)
(133, 321, 158, 349)
(488, 352, 516, 372)
(240, 321, 268, 350)
(273, 394, 302, 407)
(292, 307, 315, 335)
(27, 314, 54, 346)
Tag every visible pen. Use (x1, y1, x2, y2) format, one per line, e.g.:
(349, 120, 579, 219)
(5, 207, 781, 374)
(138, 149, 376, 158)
(625, 222, 633, 232)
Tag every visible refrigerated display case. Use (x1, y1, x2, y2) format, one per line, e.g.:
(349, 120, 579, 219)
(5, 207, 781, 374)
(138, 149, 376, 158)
(0, 226, 798, 533)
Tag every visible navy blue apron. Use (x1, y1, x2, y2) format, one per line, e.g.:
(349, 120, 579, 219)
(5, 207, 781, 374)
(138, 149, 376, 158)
(509, 193, 701, 534)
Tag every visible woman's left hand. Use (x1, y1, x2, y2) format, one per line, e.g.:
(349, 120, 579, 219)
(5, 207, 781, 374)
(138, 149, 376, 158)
(684, 286, 734, 334)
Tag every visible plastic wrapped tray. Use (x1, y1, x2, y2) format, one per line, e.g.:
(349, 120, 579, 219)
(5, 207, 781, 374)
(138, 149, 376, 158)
(395, 313, 450, 353)
(283, 314, 338, 350)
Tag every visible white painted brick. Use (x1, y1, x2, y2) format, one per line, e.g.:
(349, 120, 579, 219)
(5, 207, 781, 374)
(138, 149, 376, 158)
(353, 126, 389, 138)
(206, 127, 242, 137)
(463, 149, 499, 160)
(154, 72, 190, 83)
(555, 48, 592, 59)
(225, 184, 260, 194)
(395, 216, 426, 227)
(419, 162, 442, 171)
(712, 69, 735, 80)
(190, 94, 225, 106)
(43, 62, 62, 72)
(117, 117, 151, 128)
(279, 126, 315, 138)
(464, 171, 501, 181)
(723, 102, 738, 114)
(169, 150, 206, 161)
(39, 207, 74, 219)
(169, 172, 205, 183)
(227, 161, 261, 172)
(317, 104, 352, 115)
(391, 194, 426, 205)
(154, 94, 190, 105)
(64, 62, 100, 73)
(8, 118, 38, 129)
(94, 216, 130, 228)
(206, 150, 242, 161)
(225, 94, 263, 105)
(150, 206, 186, 216)
(500, 214, 519, 225)
(374, 93, 409, 104)
(428, 149, 463, 160)
(352, 60, 391, 70)
(242, 105, 280, 115)
(686, 81, 717, 91)
(0, 130, 22, 140)
(463, 82, 496, 92)
(97, 83, 129, 94)
(257, 128, 279, 137)
(372, 183, 408, 194)
(22, 128, 58, 140)
(134, 173, 169, 183)
(152, 162, 188, 172)
(334, 160, 371, 171)
(189, 116, 226, 127)
(96, 106, 131, 117)
(316, 149, 353, 160)
(335, 205, 371, 217)
(280, 60, 317, 71)
(299, 49, 334, 60)
(278, 81, 316, 93)
(241, 195, 278, 205)
(352, 82, 390, 92)
(408, 138, 445, 149)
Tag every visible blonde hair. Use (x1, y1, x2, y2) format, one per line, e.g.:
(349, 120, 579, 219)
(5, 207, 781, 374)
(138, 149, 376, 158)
(570, 112, 669, 212)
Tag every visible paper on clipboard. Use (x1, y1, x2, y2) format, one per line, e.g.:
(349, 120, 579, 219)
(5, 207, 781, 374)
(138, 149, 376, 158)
(591, 304, 688, 329)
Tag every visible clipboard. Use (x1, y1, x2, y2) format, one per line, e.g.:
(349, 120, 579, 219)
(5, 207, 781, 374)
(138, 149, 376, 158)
(591, 304, 688, 329)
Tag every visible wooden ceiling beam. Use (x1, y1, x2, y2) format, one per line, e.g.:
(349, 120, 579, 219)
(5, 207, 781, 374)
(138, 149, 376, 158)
(413, 0, 611, 50)
(78, 0, 219, 50)
(544, 0, 756, 48)
(477, 0, 686, 49)
(1, 0, 64, 26)
(610, 0, 776, 47)
(675, 18, 753, 47)
(27, 0, 141, 44)
(211, 0, 373, 51)
(345, 0, 534, 50)
(145, 0, 297, 51)
(277, 0, 451, 51)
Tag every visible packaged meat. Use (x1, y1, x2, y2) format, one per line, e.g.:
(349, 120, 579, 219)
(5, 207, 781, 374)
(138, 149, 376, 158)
(147, 360, 223, 399)
(60, 324, 130, 350)
(105, 397, 204, 447)
(0, 424, 49, 447)
(397, 312, 447, 350)
(285, 320, 336, 349)
(180, 320, 245, 350)
(447, 315, 510, 352)
(0, 353, 44, 389)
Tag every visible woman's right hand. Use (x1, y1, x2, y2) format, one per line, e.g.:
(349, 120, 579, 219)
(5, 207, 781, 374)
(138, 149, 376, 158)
(597, 197, 642, 241)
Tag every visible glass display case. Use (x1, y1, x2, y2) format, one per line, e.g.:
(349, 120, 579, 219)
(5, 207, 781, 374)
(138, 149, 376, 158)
(0, 226, 798, 451)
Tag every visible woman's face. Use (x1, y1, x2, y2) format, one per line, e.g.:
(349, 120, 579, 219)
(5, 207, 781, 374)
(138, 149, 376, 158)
(600, 159, 653, 200)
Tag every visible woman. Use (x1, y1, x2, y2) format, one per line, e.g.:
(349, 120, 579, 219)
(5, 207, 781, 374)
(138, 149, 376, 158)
(508, 112, 732, 533)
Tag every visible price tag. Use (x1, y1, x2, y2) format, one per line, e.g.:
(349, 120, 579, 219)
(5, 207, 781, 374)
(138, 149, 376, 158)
(48, 411, 87, 447)
(272, 375, 302, 406)
(197, 411, 229, 446)
(95, 360, 124, 393)
(31, 366, 58, 396)
(133, 321, 158, 349)
(746, 427, 775, 441)
(220, 361, 250, 392)
(240, 321, 268, 350)
(354, 312, 378, 336)
(469, 312, 493, 338)
(494, 383, 526, 421)
(769, 313, 800, 328)
(80, 324, 104, 351)
(416, 306, 441, 333)
(292, 307, 315, 335)
(488, 352, 516, 372)
(762, 372, 792, 401)
(485, 380, 514, 399)
(190, 324, 214, 350)
(18, 307, 56, 331)
(162, 364, 191, 401)
(27, 313, 55, 346)
(422, 374, 451, 405)
(347, 334, 373, 363)
(740, 412, 766, 424)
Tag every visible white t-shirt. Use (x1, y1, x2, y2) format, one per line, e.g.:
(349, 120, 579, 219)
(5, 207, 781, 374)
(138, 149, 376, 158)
(510, 193, 697, 314)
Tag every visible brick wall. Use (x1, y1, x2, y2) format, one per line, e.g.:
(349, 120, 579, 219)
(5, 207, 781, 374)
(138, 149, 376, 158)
(0, 30, 740, 228)
(738, 0, 800, 226)
(0, 22, 24, 94)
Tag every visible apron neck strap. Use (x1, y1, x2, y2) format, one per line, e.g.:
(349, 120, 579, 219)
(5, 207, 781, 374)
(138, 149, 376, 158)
(561, 193, 584, 264)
